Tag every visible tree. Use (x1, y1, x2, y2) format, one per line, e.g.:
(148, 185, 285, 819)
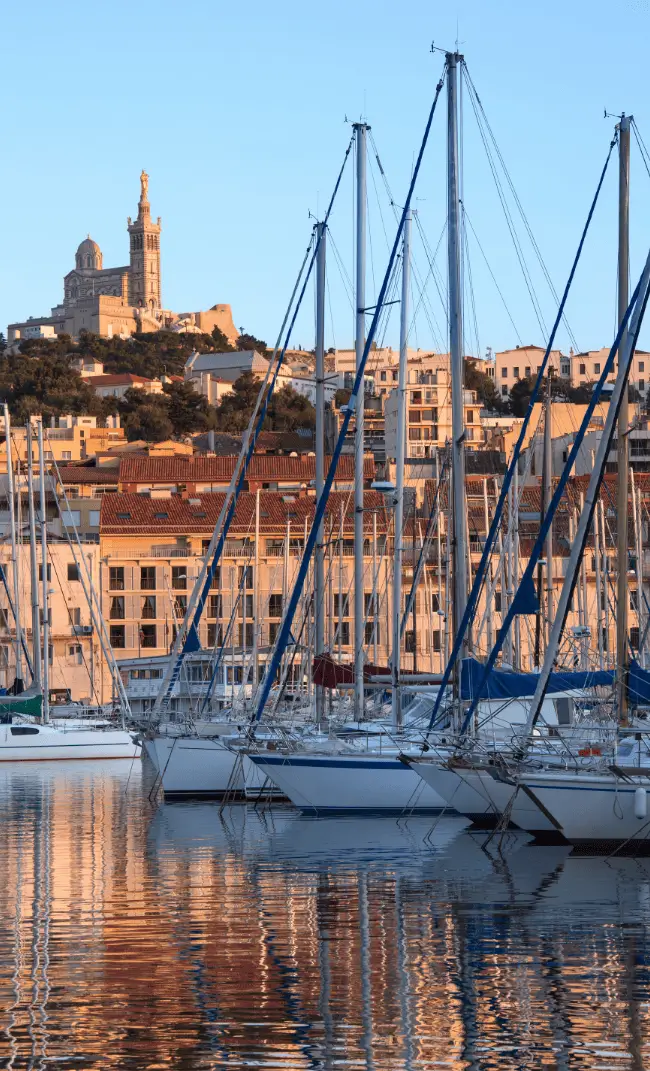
(124, 405, 173, 443)
(334, 387, 351, 408)
(163, 380, 213, 436)
(211, 325, 234, 351)
(236, 332, 268, 355)
(509, 376, 536, 416)
(212, 372, 263, 432)
(464, 359, 504, 412)
(267, 384, 316, 432)
(0, 333, 7, 353)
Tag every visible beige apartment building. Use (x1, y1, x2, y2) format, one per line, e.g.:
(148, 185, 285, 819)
(494, 346, 568, 398)
(384, 368, 482, 459)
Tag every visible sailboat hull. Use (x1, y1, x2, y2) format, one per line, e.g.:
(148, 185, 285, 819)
(149, 735, 277, 800)
(247, 752, 447, 814)
(0, 724, 140, 761)
(516, 769, 650, 852)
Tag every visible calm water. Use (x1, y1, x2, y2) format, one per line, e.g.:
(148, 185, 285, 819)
(1, 762, 650, 1069)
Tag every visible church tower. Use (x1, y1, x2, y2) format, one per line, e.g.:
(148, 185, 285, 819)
(127, 171, 161, 310)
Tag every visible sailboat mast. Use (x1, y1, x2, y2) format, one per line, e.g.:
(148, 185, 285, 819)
(616, 113, 631, 721)
(37, 420, 49, 724)
(353, 121, 368, 719)
(3, 405, 23, 687)
(391, 212, 411, 729)
(314, 221, 327, 730)
(447, 53, 470, 667)
(26, 425, 41, 690)
(544, 371, 554, 641)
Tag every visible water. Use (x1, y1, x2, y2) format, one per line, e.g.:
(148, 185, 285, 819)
(1, 762, 650, 1069)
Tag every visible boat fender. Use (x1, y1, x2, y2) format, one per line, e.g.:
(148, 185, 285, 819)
(635, 787, 647, 820)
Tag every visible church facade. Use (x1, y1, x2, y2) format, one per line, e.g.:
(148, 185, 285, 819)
(8, 173, 237, 344)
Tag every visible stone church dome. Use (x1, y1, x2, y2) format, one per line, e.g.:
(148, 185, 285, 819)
(75, 236, 103, 271)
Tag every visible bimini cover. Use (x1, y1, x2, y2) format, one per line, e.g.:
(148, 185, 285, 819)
(628, 659, 650, 705)
(460, 657, 614, 701)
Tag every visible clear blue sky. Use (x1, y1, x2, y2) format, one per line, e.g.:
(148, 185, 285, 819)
(3, 0, 650, 356)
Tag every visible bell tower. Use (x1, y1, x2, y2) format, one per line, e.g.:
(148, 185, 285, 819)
(127, 170, 161, 310)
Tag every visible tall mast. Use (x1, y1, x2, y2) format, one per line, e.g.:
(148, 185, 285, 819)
(353, 121, 368, 719)
(447, 53, 469, 669)
(252, 486, 260, 709)
(544, 371, 554, 644)
(3, 405, 23, 688)
(391, 215, 411, 729)
(314, 221, 327, 730)
(37, 420, 49, 723)
(616, 113, 631, 722)
(26, 425, 41, 690)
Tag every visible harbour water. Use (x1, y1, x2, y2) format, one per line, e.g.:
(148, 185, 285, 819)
(2, 761, 650, 1067)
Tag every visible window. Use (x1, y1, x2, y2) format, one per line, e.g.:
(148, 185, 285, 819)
(174, 595, 187, 618)
(70, 607, 81, 626)
(404, 630, 415, 653)
(207, 622, 223, 647)
(334, 594, 349, 617)
(238, 565, 253, 590)
(0, 608, 8, 629)
(268, 593, 283, 617)
(89, 510, 100, 527)
(501, 385, 508, 397)
(640, 361, 645, 373)
(110, 596, 125, 620)
(513, 366, 519, 379)
(409, 409, 421, 423)
(640, 380, 646, 393)
(525, 366, 531, 377)
(409, 428, 422, 441)
(38, 564, 51, 582)
(206, 594, 220, 619)
(579, 363, 586, 375)
(380, 371, 387, 382)
(68, 644, 82, 665)
(410, 390, 422, 404)
(11, 726, 39, 736)
(433, 631, 441, 653)
(238, 622, 254, 648)
(109, 567, 124, 591)
(171, 566, 186, 590)
(466, 410, 474, 424)
(364, 621, 380, 645)
(210, 566, 221, 589)
(494, 590, 502, 613)
(62, 509, 81, 528)
(141, 595, 156, 619)
(140, 624, 157, 648)
(154, 511, 168, 520)
(242, 593, 254, 618)
(432, 592, 440, 613)
(269, 621, 280, 644)
(501, 367, 508, 378)
(339, 621, 350, 646)
(110, 625, 125, 648)
(630, 626, 640, 651)
(67, 563, 79, 582)
(631, 589, 640, 612)
(141, 566, 156, 590)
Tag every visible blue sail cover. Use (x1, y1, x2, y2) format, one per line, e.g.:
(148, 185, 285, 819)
(460, 657, 614, 701)
(628, 660, 650, 705)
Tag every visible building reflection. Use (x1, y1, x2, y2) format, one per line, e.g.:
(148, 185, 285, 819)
(0, 766, 649, 1067)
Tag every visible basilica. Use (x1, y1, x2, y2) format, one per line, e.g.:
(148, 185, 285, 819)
(8, 173, 236, 344)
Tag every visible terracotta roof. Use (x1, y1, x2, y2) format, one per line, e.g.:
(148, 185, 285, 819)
(86, 373, 153, 387)
(54, 466, 119, 484)
(118, 453, 374, 484)
(100, 490, 389, 536)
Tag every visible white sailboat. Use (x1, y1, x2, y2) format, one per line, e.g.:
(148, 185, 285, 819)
(0, 412, 139, 761)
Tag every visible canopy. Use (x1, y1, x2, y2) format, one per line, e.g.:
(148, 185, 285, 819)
(460, 657, 614, 702)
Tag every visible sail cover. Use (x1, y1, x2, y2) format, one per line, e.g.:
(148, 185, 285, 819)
(628, 660, 650, 705)
(460, 657, 614, 701)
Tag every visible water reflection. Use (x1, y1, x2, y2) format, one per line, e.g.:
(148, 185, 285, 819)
(1, 762, 650, 1067)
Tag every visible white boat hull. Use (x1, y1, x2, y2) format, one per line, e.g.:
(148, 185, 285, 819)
(150, 735, 274, 799)
(248, 752, 447, 813)
(517, 769, 650, 851)
(0, 724, 140, 761)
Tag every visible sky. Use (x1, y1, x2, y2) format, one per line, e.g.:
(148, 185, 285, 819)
(3, 0, 650, 358)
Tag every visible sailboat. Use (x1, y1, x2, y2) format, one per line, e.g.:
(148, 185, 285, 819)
(0, 412, 139, 761)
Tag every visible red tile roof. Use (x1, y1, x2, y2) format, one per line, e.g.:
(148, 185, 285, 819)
(54, 466, 120, 484)
(87, 373, 154, 387)
(118, 453, 374, 485)
(100, 490, 389, 536)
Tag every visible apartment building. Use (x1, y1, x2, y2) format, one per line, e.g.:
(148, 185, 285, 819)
(494, 346, 568, 398)
(569, 347, 650, 394)
(0, 541, 105, 703)
(384, 368, 481, 459)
